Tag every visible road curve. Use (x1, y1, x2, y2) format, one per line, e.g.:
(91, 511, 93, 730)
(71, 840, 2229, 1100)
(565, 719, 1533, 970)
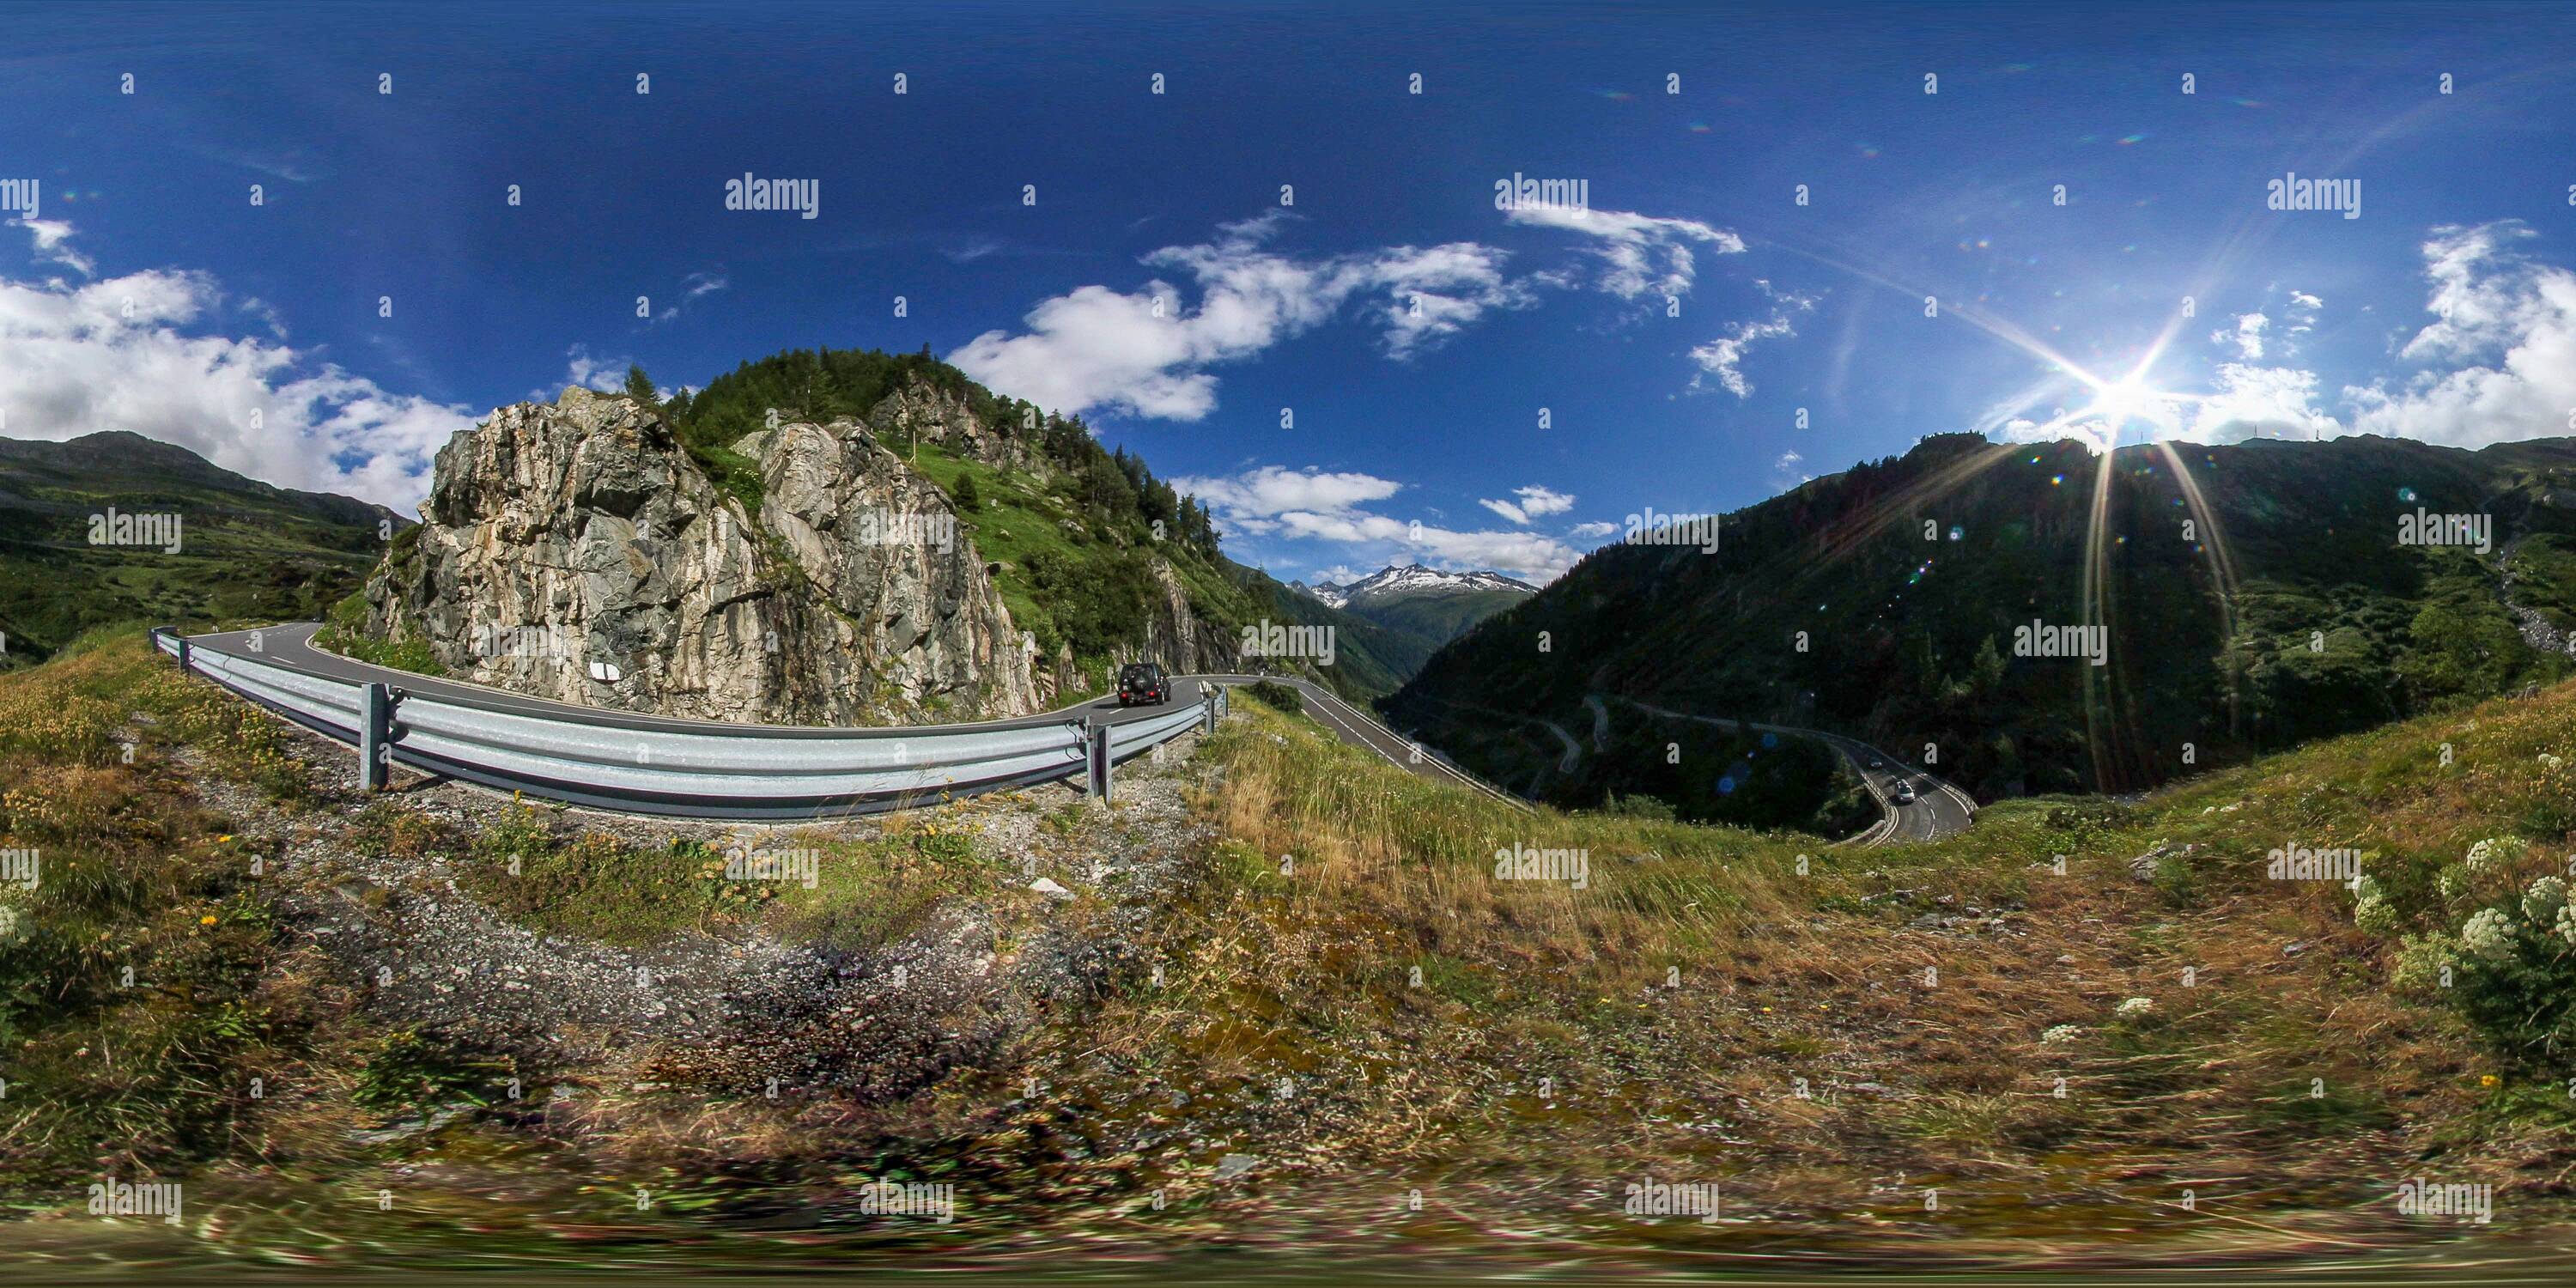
(1617, 697, 1976, 845)
(1188, 672, 1533, 809)
(181, 627, 1508, 801)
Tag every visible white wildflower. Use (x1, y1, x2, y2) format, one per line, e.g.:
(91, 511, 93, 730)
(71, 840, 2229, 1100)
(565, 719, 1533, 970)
(2524, 876, 2569, 922)
(2114, 997, 2154, 1017)
(2438, 866, 2471, 902)
(2465, 836, 2524, 874)
(2355, 895, 2399, 935)
(2463, 907, 2518, 961)
(2040, 1024, 2083, 1044)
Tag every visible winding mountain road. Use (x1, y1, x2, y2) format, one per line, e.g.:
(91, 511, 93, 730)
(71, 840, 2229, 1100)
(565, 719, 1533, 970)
(186, 626, 1504, 798)
(1614, 696, 1977, 846)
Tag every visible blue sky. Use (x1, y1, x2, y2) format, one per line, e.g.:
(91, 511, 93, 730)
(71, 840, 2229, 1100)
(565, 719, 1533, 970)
(7, 2, 2576, 583)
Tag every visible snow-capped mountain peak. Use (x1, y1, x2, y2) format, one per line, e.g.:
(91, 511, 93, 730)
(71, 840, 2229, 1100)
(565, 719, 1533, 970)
(1301, 563, 1537, 605)
(1289, 579, 1350, 609)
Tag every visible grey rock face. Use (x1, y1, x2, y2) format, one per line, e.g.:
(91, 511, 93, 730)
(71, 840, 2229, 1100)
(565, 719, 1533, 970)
(362, 386, 1039, 726)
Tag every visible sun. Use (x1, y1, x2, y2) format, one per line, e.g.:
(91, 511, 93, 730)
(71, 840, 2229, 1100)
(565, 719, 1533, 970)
(2087, 374, 2160, 424)
(2062, 363, 2193, 447)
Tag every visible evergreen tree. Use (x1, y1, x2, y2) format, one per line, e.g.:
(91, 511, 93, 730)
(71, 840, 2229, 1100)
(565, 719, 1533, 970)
(623, 364, 659, 404)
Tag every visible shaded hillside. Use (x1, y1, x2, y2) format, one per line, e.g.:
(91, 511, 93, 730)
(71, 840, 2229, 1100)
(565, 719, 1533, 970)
(0, 431, 401, 667)
(1390, 432, 2576, 804)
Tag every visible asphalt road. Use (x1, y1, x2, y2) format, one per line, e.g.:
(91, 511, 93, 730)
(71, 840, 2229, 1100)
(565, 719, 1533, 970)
(181, 627, 1493, 793)
(1617, 697, 1976, 845)
(1188, 672, 1531, 807)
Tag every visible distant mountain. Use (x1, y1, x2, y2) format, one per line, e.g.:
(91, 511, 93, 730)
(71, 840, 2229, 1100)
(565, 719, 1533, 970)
(1388, 431, 2576, 809)
(0, 431, 403, 666)
(1296, 563, 1539, 643)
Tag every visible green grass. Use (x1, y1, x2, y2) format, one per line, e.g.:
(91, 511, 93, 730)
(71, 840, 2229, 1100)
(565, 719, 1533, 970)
(313, 590, 445, 677)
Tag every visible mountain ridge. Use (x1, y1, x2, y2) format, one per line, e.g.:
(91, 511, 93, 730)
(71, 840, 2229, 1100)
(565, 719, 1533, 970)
(1388, 429, 2576, 811)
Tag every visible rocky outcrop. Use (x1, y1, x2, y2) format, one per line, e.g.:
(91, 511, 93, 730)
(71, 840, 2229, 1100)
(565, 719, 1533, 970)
(361, 387, 1038, 726)
(867, 380, 1035, 475)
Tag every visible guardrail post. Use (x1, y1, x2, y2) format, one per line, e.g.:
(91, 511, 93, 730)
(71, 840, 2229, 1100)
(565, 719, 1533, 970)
(1087, 721, 1112, 804)
(359, 682, 392, 792)
(1203, 689, 1218, 734)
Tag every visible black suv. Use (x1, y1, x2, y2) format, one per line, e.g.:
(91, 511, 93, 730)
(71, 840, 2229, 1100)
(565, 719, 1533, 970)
(1117, 662, 1172, 707)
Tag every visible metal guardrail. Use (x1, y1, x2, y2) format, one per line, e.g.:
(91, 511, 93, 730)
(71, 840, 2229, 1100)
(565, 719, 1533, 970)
(151, 627, 1222, 820)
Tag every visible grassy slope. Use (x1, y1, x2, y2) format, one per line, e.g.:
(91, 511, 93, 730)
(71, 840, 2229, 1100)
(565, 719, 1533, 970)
(0, 434, 393, 667)
(9, 630, 2575, 1262)
(1077, 683, 2576, 1244)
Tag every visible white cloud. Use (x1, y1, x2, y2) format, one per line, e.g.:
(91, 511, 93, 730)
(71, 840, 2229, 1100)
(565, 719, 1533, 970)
(1775, 450, 1804, 472)
(2286, 289, 2322, 337)
(2219, 311, 2269, 360)
(1689, 313, 1799, 398)
(653, 270, 729, 322)
(1504, 205, 1745, 300)
(2187, 363, 2342, 441)
(0, 264, 476, 507)
(2345, 222, 2576, 448)
(1478, 483, 1575, 525)
(951, 214, 1526, 421)
(1183, 461, 1579, 583)
(534, 344, 633, 401)
(11, 217, 94, 276)
(2213, 289, 2320, 362)
(1567, 520, 1618, 540)
(1172, 464, 1401, 519)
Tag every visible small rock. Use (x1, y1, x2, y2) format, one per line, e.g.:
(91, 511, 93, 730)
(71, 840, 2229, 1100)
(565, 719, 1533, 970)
(1213, 1152, 1259, 1182)
(1029, 877, 1074, 899)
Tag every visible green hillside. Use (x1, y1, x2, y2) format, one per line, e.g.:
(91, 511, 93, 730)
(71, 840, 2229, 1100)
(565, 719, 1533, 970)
(1345, 585, 1529, 643)
(1391, 432, 2576, 807)
(0, 431, 400, 669)
(659, 347, 1431, 701)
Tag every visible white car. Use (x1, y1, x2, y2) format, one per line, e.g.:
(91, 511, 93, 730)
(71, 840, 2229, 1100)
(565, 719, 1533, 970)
(1893, 782, 1918, 805)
